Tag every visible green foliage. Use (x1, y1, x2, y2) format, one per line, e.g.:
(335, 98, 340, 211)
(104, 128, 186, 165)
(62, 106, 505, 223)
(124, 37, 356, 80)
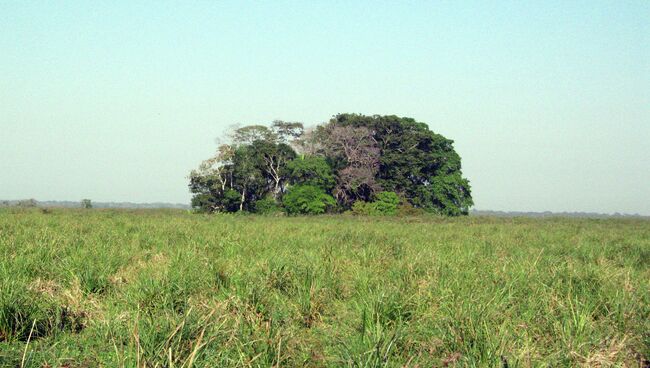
(231, 124, 276, 145)
(253, 197, 282, 215)
(189, 185, 240, 213)
(230, 145, 267, 210)
(222, 189, 242, 212)
(81, 199, 92, 209)
(351, 200, 374, 215)
(282, 185, 336, 215)
(285, 156, 335, 191)
(351, 191, 400, 216)
(372, 191, 400, 215)
(1, 209, 649, 366)
(395, 201, 426, 217)
(189, 192, 212, 213)
(190, 115, 473, 216)
(189, 131, 297, 213)
(413, 174, 473, 216)
(331, 114, 473, 215)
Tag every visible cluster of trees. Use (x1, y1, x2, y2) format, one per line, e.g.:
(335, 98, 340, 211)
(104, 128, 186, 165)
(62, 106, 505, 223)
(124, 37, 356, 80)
(189, 114, 473, 216)
(0, 199, 37, 208)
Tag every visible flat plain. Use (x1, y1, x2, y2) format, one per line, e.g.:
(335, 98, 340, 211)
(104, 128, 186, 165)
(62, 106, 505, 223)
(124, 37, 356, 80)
(0, 209, 648, 367)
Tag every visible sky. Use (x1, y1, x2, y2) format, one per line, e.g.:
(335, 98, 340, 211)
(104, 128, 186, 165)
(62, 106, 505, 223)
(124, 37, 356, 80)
(1, 1, 649, 214)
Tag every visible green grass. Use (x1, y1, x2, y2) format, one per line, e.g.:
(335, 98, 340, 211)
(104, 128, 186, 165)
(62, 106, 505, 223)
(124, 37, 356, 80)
(0, 208, 648, 367)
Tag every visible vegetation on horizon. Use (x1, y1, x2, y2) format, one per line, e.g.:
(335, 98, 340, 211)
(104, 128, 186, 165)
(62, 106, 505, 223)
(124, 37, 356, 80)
(189, 114, 473, 216)
(1, 209, 648, 366)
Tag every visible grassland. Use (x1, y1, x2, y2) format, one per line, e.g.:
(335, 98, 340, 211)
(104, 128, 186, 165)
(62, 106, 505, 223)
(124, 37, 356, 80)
(0, 209, 648, 367)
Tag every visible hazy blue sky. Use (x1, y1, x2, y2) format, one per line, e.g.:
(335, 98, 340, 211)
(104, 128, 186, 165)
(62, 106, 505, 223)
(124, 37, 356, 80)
(1, 1, 649, 214)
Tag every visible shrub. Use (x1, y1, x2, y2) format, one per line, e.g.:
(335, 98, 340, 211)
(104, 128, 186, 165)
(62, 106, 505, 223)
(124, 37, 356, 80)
(351, 201, 374, 215)
(254, 197, 282, 215)
(283, 185, 335, 215)
(372, 192, 399, 215)
(351, 192, 400, 216)
(396, 201, 426, 216)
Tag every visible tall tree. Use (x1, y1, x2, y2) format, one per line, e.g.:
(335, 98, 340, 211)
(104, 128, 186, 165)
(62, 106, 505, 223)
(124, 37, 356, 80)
(194, 144, 234, 192)
(230, 145, 267, 211)
(190, 123, 302, 212)
(188, 144, 236, 212)
(330, 114, 473, 215)
(313, 124, 381, 205)
(249, 140, 296, 199)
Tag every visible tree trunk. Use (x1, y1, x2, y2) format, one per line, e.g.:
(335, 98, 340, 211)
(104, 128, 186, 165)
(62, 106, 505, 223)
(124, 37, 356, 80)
(239, 189, 245, 211)
(273, 178, 281, 200)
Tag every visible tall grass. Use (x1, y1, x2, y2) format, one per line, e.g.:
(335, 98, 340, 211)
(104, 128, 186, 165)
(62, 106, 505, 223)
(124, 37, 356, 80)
(0, 208, 648, 367)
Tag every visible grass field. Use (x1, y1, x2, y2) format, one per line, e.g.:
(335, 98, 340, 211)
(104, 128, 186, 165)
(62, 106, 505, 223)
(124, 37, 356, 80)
(0, 209, 648, 367)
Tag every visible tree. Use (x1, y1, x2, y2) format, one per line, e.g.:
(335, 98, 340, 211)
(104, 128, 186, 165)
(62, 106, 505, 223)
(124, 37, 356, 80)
(188, 144, 236, 213)
(229, 123, 302, 202)
(285, 156, 335, 192)
(249, 140, 296, 200)
(329, 114, 473, 215)
(189, 124, 300, 212)
(231, 122, 304, 146)
(314, 124, 382, 206)
(190, 144, 234, 191)
(271, 120, 304, 144)
(221, 189, 243, 212)
(81, 199, 92, 209)
(294, 126, 323, 156)
(230, 125, 277, 145)
(189, 115, 472, 216)
(230, 145, 268, 211)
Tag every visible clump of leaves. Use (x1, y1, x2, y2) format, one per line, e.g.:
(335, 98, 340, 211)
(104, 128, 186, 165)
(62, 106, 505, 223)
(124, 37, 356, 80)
(285, 156, 335, 191)
(254, 197, 282, 215)
(352, 191, 400, 215)
(283, 185, 336, 215)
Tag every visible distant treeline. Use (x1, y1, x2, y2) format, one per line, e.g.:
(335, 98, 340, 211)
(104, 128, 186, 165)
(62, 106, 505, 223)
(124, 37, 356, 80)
(189, 114, 473, 216)
(0, 199, 190, 210)
(471, 210, 649, 219)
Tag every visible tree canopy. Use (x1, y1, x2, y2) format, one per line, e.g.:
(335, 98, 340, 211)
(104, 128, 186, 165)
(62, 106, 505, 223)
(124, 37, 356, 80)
(189, 114, 473, 215)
